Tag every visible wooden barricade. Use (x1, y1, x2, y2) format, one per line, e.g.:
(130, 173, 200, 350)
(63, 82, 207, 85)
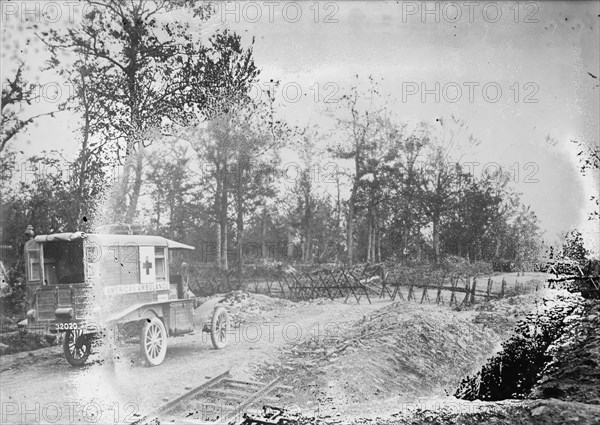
(263, 264, 525, 306)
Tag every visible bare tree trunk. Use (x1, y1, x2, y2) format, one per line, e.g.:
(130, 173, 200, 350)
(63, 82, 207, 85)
(236, 161, 244, 277)
(336, 175, 342, 263)
(125, 151, 143, 223)
(114, 168, 130, 223)
(369, 209, 377, 263)
(215, 166, 222, 266)
(156, 194, 161, 233)
(220, 163, 229, 270)
(371, 214, 377, 262)
(287, 228, 294, 260)
(168, 192, 174, 238)
(347, 188, 356, 266)
(376, 229, 381, 263)
(303, 189, 312, 263)
(261, 209, 267, 261)
(366, 209, 372, 263)
(215, 222, 221, 265)
(308, 233, 312, 263)
(433, 214, 440, 264)
(76, 69, 90, 227)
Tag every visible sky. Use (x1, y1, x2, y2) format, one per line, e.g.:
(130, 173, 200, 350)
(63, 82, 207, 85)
(1, 1, 599, 255)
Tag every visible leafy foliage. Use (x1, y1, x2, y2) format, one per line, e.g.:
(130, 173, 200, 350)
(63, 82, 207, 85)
(559, 229, 589, 263)
(572, 139, 600, 220)
(1, 64, 60, 153)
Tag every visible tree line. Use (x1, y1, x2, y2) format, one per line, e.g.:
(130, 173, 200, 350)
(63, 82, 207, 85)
(1, 0, 550, 274)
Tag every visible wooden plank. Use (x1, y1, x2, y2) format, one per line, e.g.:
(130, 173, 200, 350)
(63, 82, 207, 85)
(223, 376, 282, 423)
(407, 285, 415, 302)
(136, 371, 231, 422)
(420, 286, 429, 304)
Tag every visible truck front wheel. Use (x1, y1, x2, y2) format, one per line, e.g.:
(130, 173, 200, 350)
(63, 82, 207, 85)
(63, 329, 92, 366)
(210, 306, 229, 349)
(140, 318, 168, 366)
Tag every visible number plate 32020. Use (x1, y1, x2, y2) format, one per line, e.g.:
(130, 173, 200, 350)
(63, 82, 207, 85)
(57, 322, 85, 330)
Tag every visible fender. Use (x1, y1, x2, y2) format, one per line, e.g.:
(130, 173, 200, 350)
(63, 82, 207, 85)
(138, 307, 162, 321)
(106, 301, 169, 325)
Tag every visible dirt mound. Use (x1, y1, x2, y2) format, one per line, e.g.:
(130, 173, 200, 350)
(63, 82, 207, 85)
(256, 300, 512, 412)
(471, 292, 545, 335)
(220, 290, 296, 327)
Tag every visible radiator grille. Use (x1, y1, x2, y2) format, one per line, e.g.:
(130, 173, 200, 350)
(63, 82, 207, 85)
(34, 284, 91, 321)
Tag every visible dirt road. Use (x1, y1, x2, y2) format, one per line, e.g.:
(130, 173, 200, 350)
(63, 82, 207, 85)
(0, 297, 394, 424)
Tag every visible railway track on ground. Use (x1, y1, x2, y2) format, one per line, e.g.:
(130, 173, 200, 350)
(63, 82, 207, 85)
(131, 371, 294, 424)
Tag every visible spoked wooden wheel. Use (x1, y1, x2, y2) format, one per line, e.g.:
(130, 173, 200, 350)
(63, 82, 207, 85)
(140, 318, 167, 366)
(210, 306, 229, 349)
(63, 329, 92, 366)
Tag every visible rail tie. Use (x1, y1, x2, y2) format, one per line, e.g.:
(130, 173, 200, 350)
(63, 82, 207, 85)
(131, 371, 291, 424)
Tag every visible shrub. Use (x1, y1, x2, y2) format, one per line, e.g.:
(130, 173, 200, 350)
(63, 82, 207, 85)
(0, 265, 28, 318)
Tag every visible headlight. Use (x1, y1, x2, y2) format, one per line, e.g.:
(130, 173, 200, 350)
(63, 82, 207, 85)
(55, 308, 74, 319)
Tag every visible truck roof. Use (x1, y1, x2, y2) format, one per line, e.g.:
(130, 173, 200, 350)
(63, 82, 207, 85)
(32, 232, 195, 250)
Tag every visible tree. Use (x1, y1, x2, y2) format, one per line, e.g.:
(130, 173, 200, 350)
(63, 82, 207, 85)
(145, 143, 195, 240)
(572, 139, 600, 220)
(1, 64, 60, 152)
(560, 229, 588, 263)
(420, 147, 461, 263)
(287, 128, 326, 263)
(381, 124, 429, 261)
(229, 104, 284, 274)
(0, 151, 106, 254)
(441, 172, 502, 261)
(42, 0, 211, 222)
(420, 116, 481, 263)
(330, 75, 387, 265)
(181, 29, 262, 270)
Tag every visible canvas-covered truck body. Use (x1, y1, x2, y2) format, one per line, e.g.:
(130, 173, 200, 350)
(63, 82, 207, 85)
(23, 230, 229, 366)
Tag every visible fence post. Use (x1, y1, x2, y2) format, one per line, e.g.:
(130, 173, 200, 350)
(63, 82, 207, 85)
(470, 277, 477, 304)
(486, 277, 491, 302)
(500, 278, 506, 298)
(461, 276, 471, 306)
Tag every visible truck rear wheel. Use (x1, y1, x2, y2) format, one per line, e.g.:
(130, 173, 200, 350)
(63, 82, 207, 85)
(63, 329, 91, 366)
(210, 306, 229, 349)
(140, 318, 167, 366)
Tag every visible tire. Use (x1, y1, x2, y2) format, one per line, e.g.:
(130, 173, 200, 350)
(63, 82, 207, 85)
(140, 318, 168, 366)
(210, 306, 229, 349)
(63, 329, 92, 367)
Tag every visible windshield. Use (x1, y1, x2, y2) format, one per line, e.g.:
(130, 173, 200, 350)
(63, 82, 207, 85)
(43, 240, 85, 284)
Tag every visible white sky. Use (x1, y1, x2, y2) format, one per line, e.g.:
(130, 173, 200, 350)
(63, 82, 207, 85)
(1, 1, 599, 255)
